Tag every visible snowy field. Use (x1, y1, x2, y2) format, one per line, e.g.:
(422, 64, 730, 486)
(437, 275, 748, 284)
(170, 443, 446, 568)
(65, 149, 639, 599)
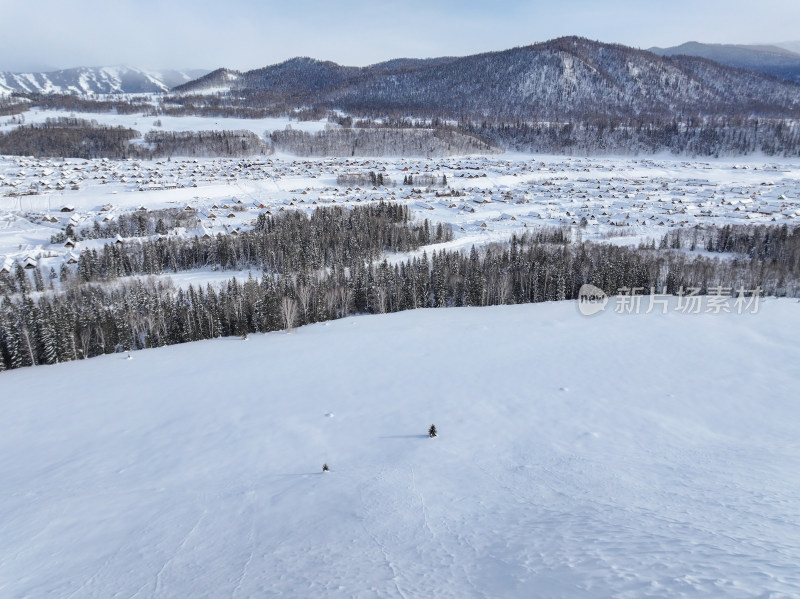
(1, 300, 799, 598)
(2, 151, 800, 282)
(0, 108, 332, 137)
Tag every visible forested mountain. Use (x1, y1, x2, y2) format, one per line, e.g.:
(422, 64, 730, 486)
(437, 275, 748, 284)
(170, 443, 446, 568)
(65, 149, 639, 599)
(649, 42, 800, 84)
(172, 57, 459, 96)
(0, 67, 209, 96)
(326, 39, 800, 119)
(7, 39, 800, 121)
(369, 57, 459, 70)
(174, 37, 800, 121)
(173, 68, 241, 92)
(5, 38, 800, 157)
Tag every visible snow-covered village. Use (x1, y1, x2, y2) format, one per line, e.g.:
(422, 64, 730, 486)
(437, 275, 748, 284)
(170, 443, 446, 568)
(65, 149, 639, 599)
(2, 148, 799, 274)
(2, 2, 800, 597)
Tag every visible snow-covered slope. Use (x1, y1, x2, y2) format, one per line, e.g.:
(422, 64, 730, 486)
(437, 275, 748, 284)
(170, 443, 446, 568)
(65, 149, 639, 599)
(1, 301, 799, 597)
(0, 67, 209, 96)
(171, 67, 241, 94)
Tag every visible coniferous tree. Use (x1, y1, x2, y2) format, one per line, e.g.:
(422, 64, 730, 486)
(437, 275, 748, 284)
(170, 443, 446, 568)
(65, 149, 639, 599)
(14, 263, 30, 294)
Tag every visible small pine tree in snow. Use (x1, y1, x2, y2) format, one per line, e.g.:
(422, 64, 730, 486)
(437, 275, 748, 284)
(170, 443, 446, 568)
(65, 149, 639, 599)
(429, 424, 437, 438)
(322, 463, 329, 472)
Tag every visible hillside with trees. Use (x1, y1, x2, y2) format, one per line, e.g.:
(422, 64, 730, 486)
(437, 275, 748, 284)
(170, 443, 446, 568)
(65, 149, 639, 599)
(176, 37, 800, 121)
(2, 216, 797, 371)
(5, 37, 800, 156)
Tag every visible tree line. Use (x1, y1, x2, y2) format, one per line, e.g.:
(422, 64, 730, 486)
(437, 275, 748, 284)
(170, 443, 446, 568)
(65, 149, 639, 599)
(4, 203, 451, 294)
(142, 130, 272, 158)
(11, 92, 156, 115)
(0, 119, 140, 159)
(335, 171, 393, 187)
(6, 112, 796, 159)
(1, 220, 798, 372)
(6, 92, 800, 157)
(0, 118, 274, 159)
(657, 223, 800, 268)
(461, 117, 800, 157)
(270, 127, 500, 157)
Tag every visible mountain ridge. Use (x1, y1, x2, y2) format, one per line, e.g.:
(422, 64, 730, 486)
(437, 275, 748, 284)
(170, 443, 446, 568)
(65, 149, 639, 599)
(649, 41, 800, 84)
(0, 66, 210, 96)
(173, 37, 800, 120)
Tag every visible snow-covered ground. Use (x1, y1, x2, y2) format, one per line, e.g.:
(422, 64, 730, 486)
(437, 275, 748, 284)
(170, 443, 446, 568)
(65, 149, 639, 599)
(1, 300, 799, 598)
(0, 108, 332, 136)
(2, 152, 799, 281)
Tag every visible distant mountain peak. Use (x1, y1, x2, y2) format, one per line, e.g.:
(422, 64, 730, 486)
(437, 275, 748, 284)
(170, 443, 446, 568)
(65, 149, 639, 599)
(280, 56, 337, 67)
(649, 41, 800, 83)
(0, 66, 211, 96)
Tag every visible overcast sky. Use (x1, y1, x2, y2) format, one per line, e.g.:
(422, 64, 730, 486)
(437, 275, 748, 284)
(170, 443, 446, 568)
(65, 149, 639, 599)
(3, 0, 800, 73)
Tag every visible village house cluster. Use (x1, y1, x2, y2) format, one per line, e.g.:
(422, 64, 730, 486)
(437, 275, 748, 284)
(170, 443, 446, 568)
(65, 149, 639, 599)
(1, 154, 799, 274)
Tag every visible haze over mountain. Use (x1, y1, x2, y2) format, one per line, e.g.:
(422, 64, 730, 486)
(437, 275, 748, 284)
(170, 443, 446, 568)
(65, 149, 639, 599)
(174, 37, 800, 120)
(0, 66, 209, 96)
(777, 41, 800, 55)
(649, 41, 800, 84)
